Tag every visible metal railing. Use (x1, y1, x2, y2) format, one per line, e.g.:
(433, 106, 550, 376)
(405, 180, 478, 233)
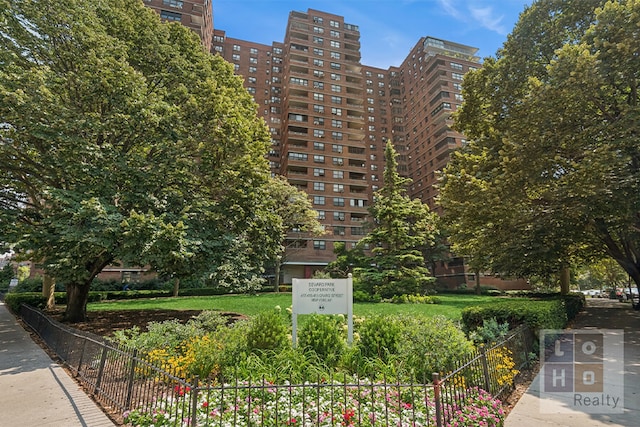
(20, 304, 533, 426)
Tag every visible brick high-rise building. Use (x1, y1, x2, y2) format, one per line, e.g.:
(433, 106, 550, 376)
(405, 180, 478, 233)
(210, 9, 491, 287)
(143, 0, 214, 52)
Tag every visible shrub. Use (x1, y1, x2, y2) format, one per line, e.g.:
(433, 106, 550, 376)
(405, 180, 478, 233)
(397, 315, 474, 381)
(112, 319, 204, 353)
(298, 314, 345, 367)
(461, 299, 570, 333)
(356, 315, 402, 363)
(387, 294, 440, 304)
(246, 310, 289, 353)
(468, 317, 510, 344)
(352, 290, 381, 303)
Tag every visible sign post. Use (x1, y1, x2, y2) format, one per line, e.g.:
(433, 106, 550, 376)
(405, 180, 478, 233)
(291, 274, 353, 347)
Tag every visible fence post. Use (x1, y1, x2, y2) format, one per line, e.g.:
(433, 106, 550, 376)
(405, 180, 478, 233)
(480, 344, 491, 393)
(190, 376, 200, 427)
(76, 338, 87, 377)
(432, 372, 442, 427)
(94, 347, 109, 395)
(125, 348, 138, 410)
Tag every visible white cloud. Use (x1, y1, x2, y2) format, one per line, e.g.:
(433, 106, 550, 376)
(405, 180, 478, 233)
(436, 0, 509, 35)
(470, 6, 507, 34)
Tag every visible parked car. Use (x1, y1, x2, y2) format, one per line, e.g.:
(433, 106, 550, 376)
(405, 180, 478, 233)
(625, 287, 639, 301)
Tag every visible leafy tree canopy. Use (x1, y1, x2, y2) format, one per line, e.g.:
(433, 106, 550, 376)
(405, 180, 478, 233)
(341, 140, 440, 298)
(439, 0, 640, 297)
(0, 0, 278, 320)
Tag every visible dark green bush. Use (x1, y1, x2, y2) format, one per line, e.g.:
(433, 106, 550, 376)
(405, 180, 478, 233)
(357, 315, 402, 363)
(353, 290, 381, 303)
(298, 314, 346, 367)
(461, 298, 578, 333)
(397, 315, 474, 381)
(246, 310, 289, 353)
(4, 292, 71, 311)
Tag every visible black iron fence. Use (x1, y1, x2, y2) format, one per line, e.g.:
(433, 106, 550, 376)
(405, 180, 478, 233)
(20, 304, 533, 426)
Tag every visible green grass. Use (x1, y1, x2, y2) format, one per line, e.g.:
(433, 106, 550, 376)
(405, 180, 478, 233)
(88, 293, 503, 320)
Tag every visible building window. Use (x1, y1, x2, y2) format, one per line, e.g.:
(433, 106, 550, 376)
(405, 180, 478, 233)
(313, 182, 325, 191)
(330, 73, 341, 81)
(317, 210, 326, 220)
(332, 157, 344, 166)
(162, 0, 184, 8)
(233, 44, 241, 51)
(313, 26, 324, 34)
(333, 184, 344, 192)
(351, 227, 366, 235)
(232, 53, 240, 61)
(332, 144, 343, 153)
(333, 226, 346, 236)
(313, 129, 325, 138)
(313, 70, 324, 78)
(332, 131, 343, 140)
(213, 35, 224, 43)
(313, 48, 324, 56)
(453, 82, 462, 91)
(313, 36, 324, 44)
(313, 168, 325, 176)
(330, 40, 340, 48)
(313, 196, 325, 205)
(214, 45, 223, 53)
(313, 104, 325, 113)
(330, 30, 340, 38)
(313, 58, 324, 67)
(288, 152, 308, 161)
(249, 66, 257, 73)
(313, 16, 324, 24)
(450, 62, 463, 70)
(331, 96, 342, 104)
(330, 62, 341, 70)
(313, 154, 325, 163)
(273, 47, 283, 54)
(313, 93, 324, 101)
(313, 81, 324, 89)
(314, 142, 325, 150)
(452, 72, 464, 80)
(247, 76, 257, 84)
(249, 57, 258, 64)
(333, 197, 345, 207)
(290, 77, 308, 86)
(331, 119, 342, 128)
(333, 170, 344, 178)
(313, 240, 326, 250)
(330, 51, 341, 59)
(330, 20, 340, 28)
(331, 84, 341, 93)
(334, 211, 345, 221)
(331, 107, 342, 116)
(313, 117, 324, 125)
(160, 10, 182, 21)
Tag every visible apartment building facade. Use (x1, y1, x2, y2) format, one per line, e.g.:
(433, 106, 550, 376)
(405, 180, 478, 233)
(143, 0, 214, 52)
(141, 3, 526, 289)
(210, 9, 488, 287)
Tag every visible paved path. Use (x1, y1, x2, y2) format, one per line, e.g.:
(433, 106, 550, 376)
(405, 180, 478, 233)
(505, 298, 640, 427)
(0, 301, 115, 427)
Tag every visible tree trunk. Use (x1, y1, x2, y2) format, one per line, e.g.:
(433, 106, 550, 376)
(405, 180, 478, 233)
(172, 277, 180, 297)
(560, 267, 570, 295)
(64, 282, 91, 322)
(274, 261, 281, 293)
(475, 269, 481, 295)
(42, 275, 56, 310)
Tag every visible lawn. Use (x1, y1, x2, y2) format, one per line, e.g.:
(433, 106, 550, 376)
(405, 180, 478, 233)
(88, 293, 503, 320)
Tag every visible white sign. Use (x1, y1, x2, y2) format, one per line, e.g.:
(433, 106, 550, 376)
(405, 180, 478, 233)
(8, 278, 18, 288)
(293, 278, 350, 315)
(291, 276, 353, 347)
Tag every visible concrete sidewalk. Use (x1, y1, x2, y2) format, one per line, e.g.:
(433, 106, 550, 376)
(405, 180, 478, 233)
(505, 298, 640, 427)
(0, 301, 115, 427)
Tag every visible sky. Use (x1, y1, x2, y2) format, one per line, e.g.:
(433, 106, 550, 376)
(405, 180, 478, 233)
(211, 0, 532, 68)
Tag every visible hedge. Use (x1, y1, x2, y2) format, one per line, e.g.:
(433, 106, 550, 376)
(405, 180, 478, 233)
(461, 294, 585, 333)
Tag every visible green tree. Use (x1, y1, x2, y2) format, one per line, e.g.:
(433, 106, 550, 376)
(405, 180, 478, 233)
(0, 0, 277, 321)
(439, 0, 640, 297)
(265, 175, 324, 290)
(357, 140, 438, 298)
